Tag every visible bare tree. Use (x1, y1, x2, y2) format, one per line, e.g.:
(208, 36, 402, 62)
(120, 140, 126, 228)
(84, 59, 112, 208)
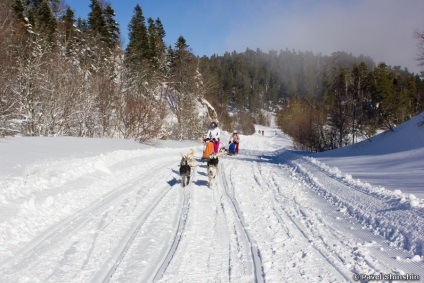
(0, 0, 18, 136)
(121, 90, 166, 141)
(35, 51, 85, 136)
(10, 33, 51, 135)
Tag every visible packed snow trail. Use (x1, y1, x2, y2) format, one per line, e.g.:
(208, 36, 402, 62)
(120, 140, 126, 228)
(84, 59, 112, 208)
(218, 152, 350, 282)
(0, 150, 184, 282)
(0, 129, 423, 282)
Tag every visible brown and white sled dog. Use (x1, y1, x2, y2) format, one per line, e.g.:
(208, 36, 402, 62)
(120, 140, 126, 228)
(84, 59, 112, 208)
(186, 148, 196, 168)
(207, 152, 219, 188)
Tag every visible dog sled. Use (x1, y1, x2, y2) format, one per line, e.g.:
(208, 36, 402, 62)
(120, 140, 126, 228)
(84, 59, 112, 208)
(202, 138, 215, 161)
(228, 142, 236, 155)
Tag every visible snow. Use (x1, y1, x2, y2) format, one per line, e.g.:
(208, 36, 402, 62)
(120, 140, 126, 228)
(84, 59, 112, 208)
(0, 115, 423, 282)
(314, 112, 424, 198)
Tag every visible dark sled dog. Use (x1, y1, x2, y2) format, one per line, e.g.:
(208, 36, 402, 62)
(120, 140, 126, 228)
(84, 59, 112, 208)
(179, 154, 191, 187)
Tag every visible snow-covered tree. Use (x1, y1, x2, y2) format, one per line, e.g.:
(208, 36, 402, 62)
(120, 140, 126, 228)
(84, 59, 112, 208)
(125, 4, 149, 69)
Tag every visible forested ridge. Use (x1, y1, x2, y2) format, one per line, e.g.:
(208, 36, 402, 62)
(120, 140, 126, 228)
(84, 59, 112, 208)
(0, 0, 209, 141)
(200, 49, 424, 151)
(1, 0, 423, 151)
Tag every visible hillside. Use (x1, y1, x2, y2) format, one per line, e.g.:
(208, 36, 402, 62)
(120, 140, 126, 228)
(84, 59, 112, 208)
(315, 112, 424, 198)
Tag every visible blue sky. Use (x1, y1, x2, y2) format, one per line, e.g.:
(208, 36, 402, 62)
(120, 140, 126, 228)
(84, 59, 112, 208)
(65, 0, 424, 74)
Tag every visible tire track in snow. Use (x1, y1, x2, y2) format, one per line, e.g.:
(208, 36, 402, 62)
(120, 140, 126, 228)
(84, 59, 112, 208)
(211, 184, 232, 282)
(152, 188, 191, 282)
(223, 152, 351, 282)
(0, 156, 179, 282)
(291, 156, 424, 256)
(252, 162, 352, 282)
(154, 160, 234, 282)
(0, 153, 173, 265)
(97, 182, 177, 283)
(220, 162, 265, 283)
(1, 173, 148, 275)
(104, 160, 198, 282)
(267, 178, 352, 282)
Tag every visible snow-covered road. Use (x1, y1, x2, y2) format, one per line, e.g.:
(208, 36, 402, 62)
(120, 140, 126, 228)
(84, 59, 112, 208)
(0, 130, 423, 282)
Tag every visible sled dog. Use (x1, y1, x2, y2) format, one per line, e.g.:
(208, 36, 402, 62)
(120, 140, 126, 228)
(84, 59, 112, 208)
(218, 147, 228, 156)
(179, 154, 191, 188)
(186, 148, 196, 168)
(207, 152, 219, 188)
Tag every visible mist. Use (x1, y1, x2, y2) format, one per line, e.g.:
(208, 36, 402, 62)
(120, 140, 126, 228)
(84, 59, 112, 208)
(225, 0, 424, 74)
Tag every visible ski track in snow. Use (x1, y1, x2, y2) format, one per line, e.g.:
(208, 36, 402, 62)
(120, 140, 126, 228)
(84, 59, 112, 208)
(1, 151, 181, 282)
(220, 162, 265, 283)
(0, 131, 423, 282)
(293, 156, 424, 255)
(221, 152, 348, 282)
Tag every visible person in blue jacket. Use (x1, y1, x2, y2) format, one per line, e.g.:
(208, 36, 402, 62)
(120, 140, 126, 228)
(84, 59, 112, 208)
(228, 130, 240, 154)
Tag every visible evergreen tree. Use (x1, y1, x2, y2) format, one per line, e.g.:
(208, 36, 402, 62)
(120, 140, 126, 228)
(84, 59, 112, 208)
(351, 62, 369, 142)
(125, 4, 149, 68)
(373, 63, 395, 128)
(171, 36, 196, 93)
(155, 18, 166, 51)
(61, 6, 75, 42)
(28, 0, 43, 8)
(324, 67, 350, 147)
(36, 0, 56, 41)
(154, 18, 166, 72)
(147, 17, 158, 67)
(104, 4, 120, 49)
(14, 0, 57, 41)
(76, 17, 88, 32)
(168, 36, 200, 139)
(87, 0, 109, 46)
(12, 0, 25, 22)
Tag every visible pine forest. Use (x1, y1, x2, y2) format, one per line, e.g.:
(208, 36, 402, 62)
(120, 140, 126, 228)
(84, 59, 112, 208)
(1, 0, 424, 152)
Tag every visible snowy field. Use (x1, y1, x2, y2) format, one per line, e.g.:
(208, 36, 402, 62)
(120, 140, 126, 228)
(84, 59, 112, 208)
(0, 116, 423, 282)
(315, 112, 424, 199)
